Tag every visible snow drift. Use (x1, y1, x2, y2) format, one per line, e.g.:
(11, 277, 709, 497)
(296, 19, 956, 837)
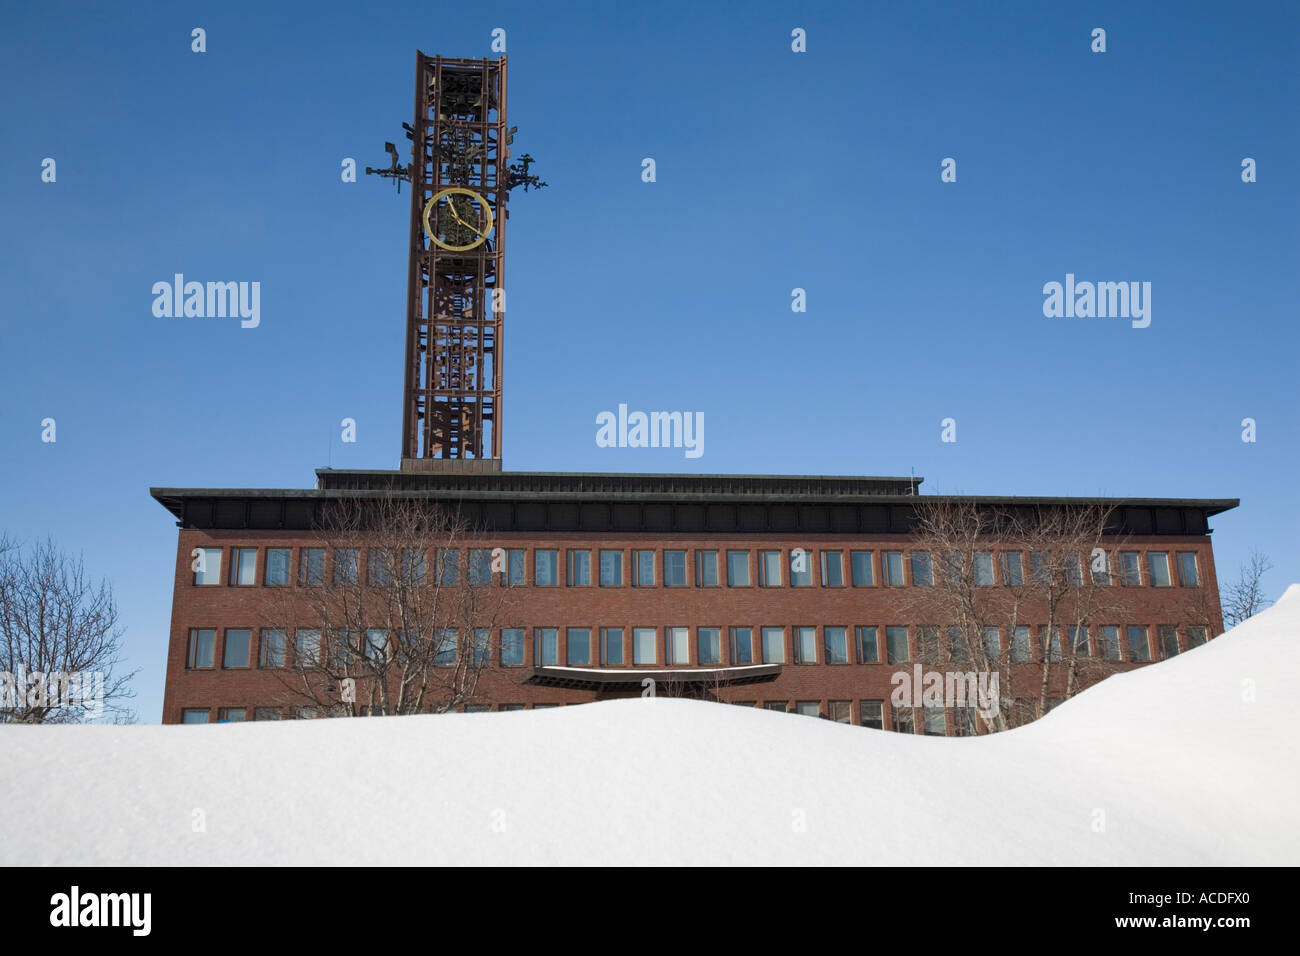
(2, 587, 1298, 866)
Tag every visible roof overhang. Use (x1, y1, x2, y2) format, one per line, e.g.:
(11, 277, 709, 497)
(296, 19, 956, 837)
(525, 664, 782, 691)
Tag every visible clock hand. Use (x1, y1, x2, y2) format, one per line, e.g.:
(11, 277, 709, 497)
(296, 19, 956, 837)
(445, 198, 486, 237)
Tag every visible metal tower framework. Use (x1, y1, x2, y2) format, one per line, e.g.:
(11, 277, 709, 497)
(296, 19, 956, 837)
(402, 53, 508, 462)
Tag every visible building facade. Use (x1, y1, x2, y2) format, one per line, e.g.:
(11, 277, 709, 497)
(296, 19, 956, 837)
(151, 469, 1235, 730)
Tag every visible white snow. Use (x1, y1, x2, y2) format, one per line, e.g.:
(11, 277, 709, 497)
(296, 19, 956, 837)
(3, 587, 1298, 865)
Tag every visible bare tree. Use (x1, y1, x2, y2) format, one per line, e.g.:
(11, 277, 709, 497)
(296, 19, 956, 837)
(1221, 551, 1273, 630)
(0, 535, 138, 723)
(904, 501, 1131, 733)
(261, 496, 517, 718)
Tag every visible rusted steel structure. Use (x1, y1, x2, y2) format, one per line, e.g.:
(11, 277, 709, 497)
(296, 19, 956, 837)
(402, 53, 508, 464)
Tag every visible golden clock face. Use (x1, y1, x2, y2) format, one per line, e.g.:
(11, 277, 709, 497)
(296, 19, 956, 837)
(423, 187, 493, 251)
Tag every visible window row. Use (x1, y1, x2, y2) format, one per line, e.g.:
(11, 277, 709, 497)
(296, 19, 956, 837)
(185, 622, 1212, 671)
(179, 698, 1032, 735)
(191, 545, 1205, 590)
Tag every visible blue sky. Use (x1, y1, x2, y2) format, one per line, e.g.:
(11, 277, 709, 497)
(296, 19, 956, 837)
(2, 0, 1296, 722)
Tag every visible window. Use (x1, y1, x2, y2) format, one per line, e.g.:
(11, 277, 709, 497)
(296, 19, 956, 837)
(1186, 625, 1208, 649)
(402, 548, 427, 585)
(1040, 626, 1062, 661)
(1120, 551, 1141, 587)
(223, 629, 251, 668)
(1127, 625, 1151, 661)
(794, 627, 817, 664)
(1011, 626, 1031, 662)
(821, 551, 844, 587)
(920, 626, 939, 660)
(465, 705, 490, 714)
(634, 550, 655, 586)
(940, 551, 962, 586)
(850, 551, 874, 586)
(253, 708, 281, 721)
(892, 706, 915, 734)
(300, 548, 324, 586)
(1069, 626, 1090, 657)
(1090, 550, 1111, 585)
(471, 629, 490, 666)
(824, 626, 848, 664)
(632, 627, 656, 665)
(535, 550, 558, 586)
(885, 626, 909, 664)
(1065, 552, 1083, 587)
(331, 631, 354, 668)
(726, 551, 750, 586)
(983, 627, 1000, 659)
(666, 627, 689, 664)
(856, 626, 879, 663)
(761, 627, 785, 664)
(599, 550, 623, 587)
(789, 552, 812, 587)
(218, 707, 246, 723)
(531, 704, 559, 710)
(973, 552, 994, 586)
(365, 629, 389, 662)
(882, 551, 904, 586)
(501, 628, 525, 667)
(435, 629, 459, 667)
(664, 551, 687, 587)
(1100, 625, 1121, 661)
(567, 549, 591, 586)
(295, 629, 320, 666)
(1177, 552, 1199, 587)
(938, 627, 965, 662)
(217, 552, 255, 595)
(194, 548, 222, 586)
(1159, 625, 1180, 658)
(794, 701, 820, 718)
(1031, 551, 1050, 584)
(468, 549, 493, 586)
(955, 707, 977, 737)
(695, 550, 718, 587)
(763, 701, 787, 712)
(297, 707, 319, 720)
(265, 548, 290, 586)
(759, 550, 782, 587)
(498, 704, 525, 712)
(697, 627, 721, 665)
(1001, 551, 1023, 587)
(859, 700, 884, 730)
(260, 629, 286, 668)
(181, 709, 209, 724)
(1147, 552, 1172, 587)
(601, 628, 624, 666)
(911, 551, 933, 586)
(922, 706, 946, 736)
(333, 549, 359, 586)
(828, 700, 851, 724)
(732, 701, 756, 707)
(187, 629, 216, 669)
(436, 549, 459, 586)
(534, 628, 557, 666)
(506, 549, 525, 586)
(567, 628, 592, 666)
(730, 627, 754, 665)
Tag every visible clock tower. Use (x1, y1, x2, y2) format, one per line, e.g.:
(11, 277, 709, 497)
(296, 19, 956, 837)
(401, 53, 509, 469)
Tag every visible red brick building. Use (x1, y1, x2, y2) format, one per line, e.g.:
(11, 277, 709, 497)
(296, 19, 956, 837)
(151, 468, 1235, 730)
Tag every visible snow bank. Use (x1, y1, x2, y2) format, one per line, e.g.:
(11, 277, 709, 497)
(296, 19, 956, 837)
(3, 587, 1297, 865)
